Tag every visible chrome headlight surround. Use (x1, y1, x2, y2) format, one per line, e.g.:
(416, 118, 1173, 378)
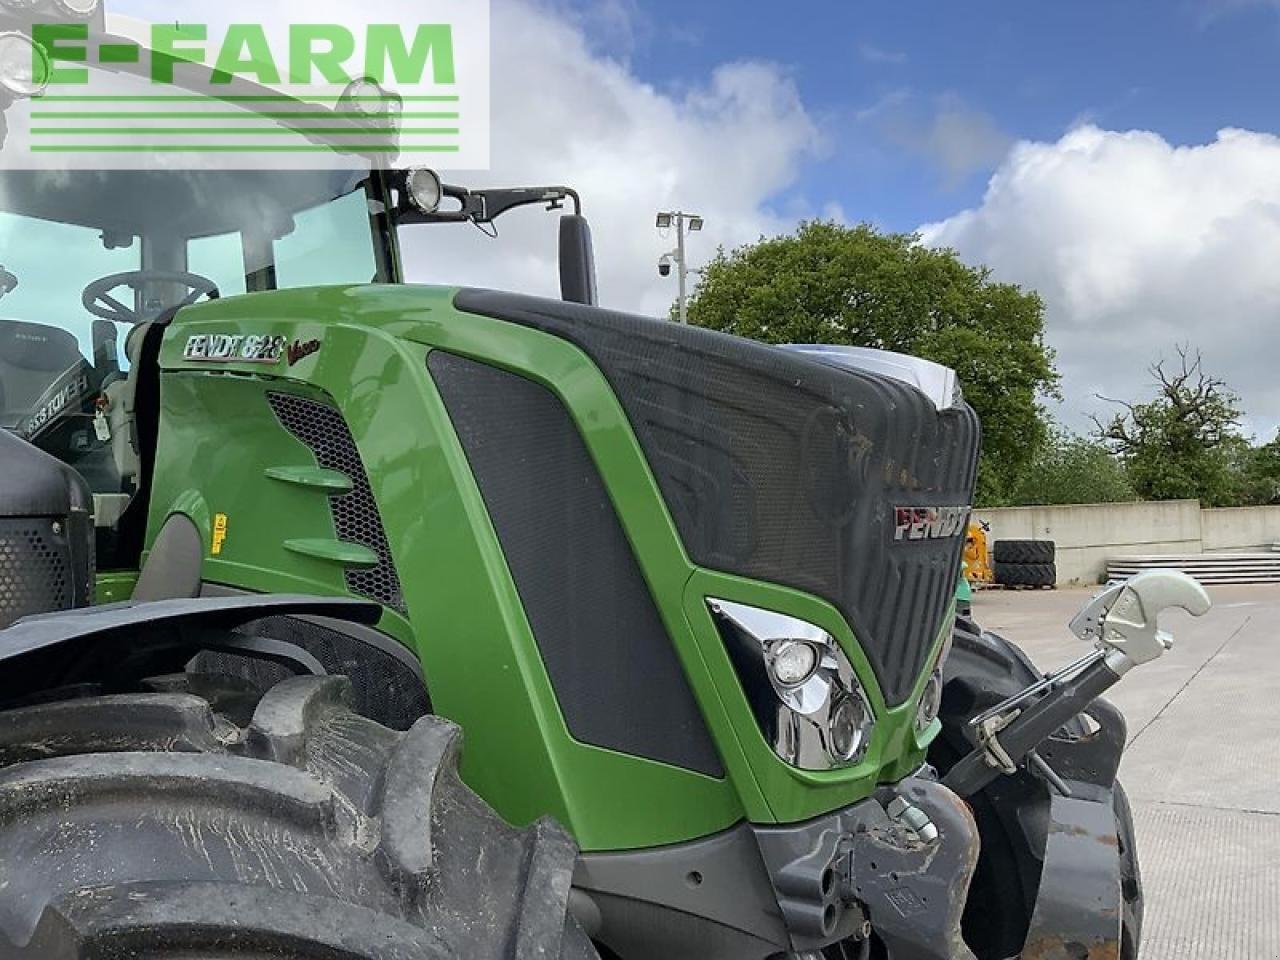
(708, 598, 876, 770)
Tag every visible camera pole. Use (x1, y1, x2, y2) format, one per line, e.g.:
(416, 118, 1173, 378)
(656, 210, 705, 324)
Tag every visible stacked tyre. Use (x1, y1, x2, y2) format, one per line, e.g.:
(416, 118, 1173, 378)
(993, 540, 1056, 588)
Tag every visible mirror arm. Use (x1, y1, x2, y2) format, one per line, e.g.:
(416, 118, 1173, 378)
(393, 173, 582, 225)
(470, 186, 581, 221)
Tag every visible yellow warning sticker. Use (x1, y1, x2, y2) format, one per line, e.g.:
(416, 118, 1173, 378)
(212, 513, 229, 556)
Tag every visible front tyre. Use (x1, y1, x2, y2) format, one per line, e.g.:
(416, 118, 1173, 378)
(1114, 782, 1143, 960)
(0, 675, 596, 960)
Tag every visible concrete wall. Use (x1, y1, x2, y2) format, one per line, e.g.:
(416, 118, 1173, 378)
(974, 500, 1202, 585)
(1202, 507, 1280, 553)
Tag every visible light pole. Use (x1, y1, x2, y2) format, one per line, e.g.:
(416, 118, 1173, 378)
(656, 211, 704, 323)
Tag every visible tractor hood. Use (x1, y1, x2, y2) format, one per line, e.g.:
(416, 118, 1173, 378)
(452, 290, 981, 706)
(160, 284, 980, 707)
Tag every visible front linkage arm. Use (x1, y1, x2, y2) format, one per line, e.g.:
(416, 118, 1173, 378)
(944, 570, 1211, 798)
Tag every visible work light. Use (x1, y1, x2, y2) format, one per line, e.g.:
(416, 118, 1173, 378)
(0, 31, 49, 99)
(406, 168, 443, 214)
(708, 598, 877, 769)
(341, 77, 402, 120)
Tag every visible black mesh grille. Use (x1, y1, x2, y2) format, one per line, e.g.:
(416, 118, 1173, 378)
(430, 351, 724, 777)
(265, 393, 406, 613)
(0, 519, 72, 627)
(453, 291, 980, 706)
(192, 615, 430, 731)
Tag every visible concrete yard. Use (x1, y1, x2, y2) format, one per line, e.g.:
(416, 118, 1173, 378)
(972, 583, 1280, 960)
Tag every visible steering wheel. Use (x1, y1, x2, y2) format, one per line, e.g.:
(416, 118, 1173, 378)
(82, 270, 221, 326)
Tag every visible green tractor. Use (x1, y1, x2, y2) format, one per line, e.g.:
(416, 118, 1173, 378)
(0, 20, 1212, 960)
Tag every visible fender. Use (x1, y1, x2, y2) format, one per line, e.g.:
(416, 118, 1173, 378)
(0, 595, 379, 705)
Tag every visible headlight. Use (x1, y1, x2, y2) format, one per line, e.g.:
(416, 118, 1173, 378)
(829, 692, 872, 762)
(0, 32, 50, 100)
(915, 669, 943, 732)
(708, 598, 876, 769)
(767, 639, 819, 687)
(914, 631, 953, 732)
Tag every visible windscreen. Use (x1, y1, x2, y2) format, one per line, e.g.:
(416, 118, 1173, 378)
(0, 168, 393, 493)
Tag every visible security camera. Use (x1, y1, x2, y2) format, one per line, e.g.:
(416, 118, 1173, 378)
(658, 255, 672, 278)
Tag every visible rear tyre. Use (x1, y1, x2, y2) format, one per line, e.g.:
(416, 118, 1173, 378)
(994, 561, 1056, 587)
(0, 675, 596, 960)
(992, 540, 1055, 565)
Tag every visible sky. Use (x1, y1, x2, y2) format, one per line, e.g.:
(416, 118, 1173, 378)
(395, 0, 1280, 440)
(110, 0, 1280, 439)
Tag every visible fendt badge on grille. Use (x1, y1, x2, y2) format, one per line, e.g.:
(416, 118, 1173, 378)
(894, 506, 970, 542)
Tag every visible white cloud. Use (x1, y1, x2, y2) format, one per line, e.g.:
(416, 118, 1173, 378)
(921, 125, 1280, 438)
(398, 0, 824, 318)
(112, 0, 822, 317)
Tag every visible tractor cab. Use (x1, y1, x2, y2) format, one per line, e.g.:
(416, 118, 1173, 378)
(0, 164, 595, 568)
(0, 19, 597, 569)
(0, 167, 402, 557)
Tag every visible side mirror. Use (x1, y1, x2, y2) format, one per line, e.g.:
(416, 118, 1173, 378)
(559, 214, 598, 306)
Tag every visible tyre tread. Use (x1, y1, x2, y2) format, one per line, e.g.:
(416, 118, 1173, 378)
(0, 674, 592, 960)
(994, 561, 1057, 587)
(993, 539, 1056, 565)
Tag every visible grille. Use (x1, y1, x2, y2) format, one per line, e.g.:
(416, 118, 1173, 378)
(192, 615, 430, 731)
(0, 519, 71, 628)
(431, 351, 724, 777)
(454, 291, 980, 706)
(265, 393, 406, 613)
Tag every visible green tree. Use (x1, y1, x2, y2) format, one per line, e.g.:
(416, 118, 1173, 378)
(1093, 347, 1245, 506)
(1234, 432, 1280, 505)
(684, 220, 1059, 504)
(1006, 427, 1136, 505)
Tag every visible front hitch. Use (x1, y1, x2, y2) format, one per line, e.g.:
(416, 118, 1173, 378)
(944, 570, 1210, 798)
(932, 570, 1209, 960)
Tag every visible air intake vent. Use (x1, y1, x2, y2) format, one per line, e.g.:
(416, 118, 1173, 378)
(0, 431, 95, 628)
(0, 521, 72, 627)
(266, 393, 406, 614)
(430, 351, 724, 777)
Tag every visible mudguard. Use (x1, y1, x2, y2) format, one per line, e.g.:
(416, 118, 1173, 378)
(0, 595, 381, 704)
(931, 613, 1140, 960)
